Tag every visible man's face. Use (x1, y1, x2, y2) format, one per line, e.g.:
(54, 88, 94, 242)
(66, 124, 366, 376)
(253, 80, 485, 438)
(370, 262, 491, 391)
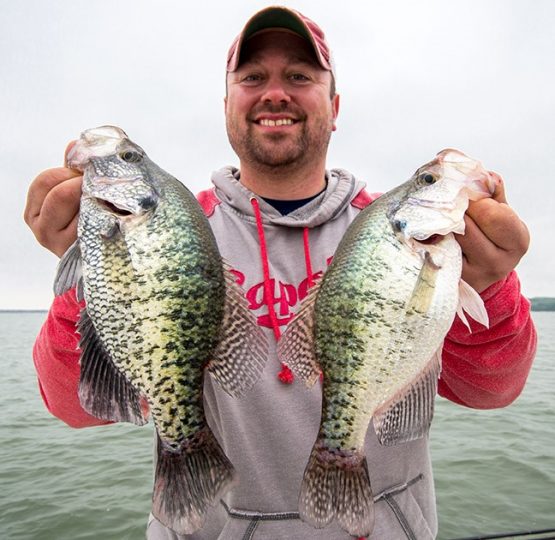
(225, 30, 339, 172)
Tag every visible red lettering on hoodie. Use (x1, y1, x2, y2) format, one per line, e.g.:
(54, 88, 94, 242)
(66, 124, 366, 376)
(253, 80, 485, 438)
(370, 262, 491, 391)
(246, 279, 297, 328)
(234, 269, 326, 329)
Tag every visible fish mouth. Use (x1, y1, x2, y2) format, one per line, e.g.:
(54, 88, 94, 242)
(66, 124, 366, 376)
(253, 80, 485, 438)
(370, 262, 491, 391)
(95, 198, 134, 217)
(414, 234, 444, 245)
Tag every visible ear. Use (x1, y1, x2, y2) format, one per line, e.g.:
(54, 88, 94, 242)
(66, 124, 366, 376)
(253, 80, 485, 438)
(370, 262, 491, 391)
(331, 93, 340, 132)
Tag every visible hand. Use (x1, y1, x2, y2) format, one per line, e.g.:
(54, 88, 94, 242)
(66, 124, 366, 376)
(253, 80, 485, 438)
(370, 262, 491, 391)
(456, 172, 530, 293)
(24, 142, 82, 257)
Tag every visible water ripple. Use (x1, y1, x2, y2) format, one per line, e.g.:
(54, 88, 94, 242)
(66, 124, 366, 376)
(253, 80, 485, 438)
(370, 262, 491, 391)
(1, 311, 553, 540)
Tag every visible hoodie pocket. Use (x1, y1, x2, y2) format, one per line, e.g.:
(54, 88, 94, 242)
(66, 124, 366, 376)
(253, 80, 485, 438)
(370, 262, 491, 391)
(375, 475, 435, 540)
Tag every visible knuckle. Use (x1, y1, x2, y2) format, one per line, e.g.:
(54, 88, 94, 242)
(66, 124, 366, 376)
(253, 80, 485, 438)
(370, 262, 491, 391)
(33, 223, 51, 247)
(23, 207, 32, 225)
(34, 167, 63, 186)
(49, 180, 82, 208)
(477, 200, 502, 222)
(35, 167, 81, 190)
(53, 184, 77, 205)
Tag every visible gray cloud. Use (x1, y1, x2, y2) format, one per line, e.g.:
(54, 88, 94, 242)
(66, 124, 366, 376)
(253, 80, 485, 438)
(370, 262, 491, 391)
(1, 0, 553, 309)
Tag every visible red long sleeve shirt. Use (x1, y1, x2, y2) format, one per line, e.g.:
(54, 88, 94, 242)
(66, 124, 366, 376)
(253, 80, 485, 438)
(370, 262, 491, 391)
(33, 269, 536, 429)
(32, 183, 537, 427)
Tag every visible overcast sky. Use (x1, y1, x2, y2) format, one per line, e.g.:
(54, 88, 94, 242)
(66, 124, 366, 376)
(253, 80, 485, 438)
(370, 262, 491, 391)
(1, 0, 554, 309)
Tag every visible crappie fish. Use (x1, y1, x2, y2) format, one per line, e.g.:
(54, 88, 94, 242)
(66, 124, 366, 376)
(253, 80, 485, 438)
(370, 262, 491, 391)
(278, 149, 495, 536)
(54, 126, 267, 534)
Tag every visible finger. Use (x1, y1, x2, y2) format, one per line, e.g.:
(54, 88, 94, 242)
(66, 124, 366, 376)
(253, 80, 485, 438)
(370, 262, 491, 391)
(456, 214, 500, 264)
(39, 214, 79, 258)
(49, 213, 79, 258)
(29, 177, 82, 257)
(457, 215, 508, 292)
(64, 140, 78, 167)
(465, 198, 529, 252)
(488, 171, 507, 203)
(465, 199, 509, 251)
(24, 167, 82, 225)
(38, 176, 82, 232)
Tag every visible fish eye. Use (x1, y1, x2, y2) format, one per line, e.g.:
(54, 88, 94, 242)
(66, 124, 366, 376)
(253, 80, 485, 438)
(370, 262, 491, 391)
(420, 173, 436, 185)
(120, 150, 143, 163)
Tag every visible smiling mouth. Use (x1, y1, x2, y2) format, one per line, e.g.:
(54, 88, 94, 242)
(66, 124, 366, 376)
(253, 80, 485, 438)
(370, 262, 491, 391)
(256, 118, 297, 127)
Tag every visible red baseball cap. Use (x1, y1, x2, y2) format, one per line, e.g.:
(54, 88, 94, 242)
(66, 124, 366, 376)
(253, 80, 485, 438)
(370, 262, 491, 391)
(226, 6, 335, 77)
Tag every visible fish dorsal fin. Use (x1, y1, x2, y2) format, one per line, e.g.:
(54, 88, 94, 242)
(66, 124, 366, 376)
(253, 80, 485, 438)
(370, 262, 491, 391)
(373, 348, 441, 446)
(207, 260, 268, 398)
(54, 240, 84, 300)
(456, 279, 489, 332)
(277, 280, 322, 388)
(77, 307, 148, 425)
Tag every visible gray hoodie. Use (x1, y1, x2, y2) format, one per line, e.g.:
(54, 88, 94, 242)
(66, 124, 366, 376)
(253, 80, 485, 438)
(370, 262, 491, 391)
(147, 166, 437, 540)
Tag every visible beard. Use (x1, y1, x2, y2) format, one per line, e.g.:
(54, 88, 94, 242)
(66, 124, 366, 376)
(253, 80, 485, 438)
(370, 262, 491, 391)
(226, 105, 333, 172)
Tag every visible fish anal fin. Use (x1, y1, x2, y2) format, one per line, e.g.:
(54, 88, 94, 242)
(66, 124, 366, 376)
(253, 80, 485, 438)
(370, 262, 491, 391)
(277, 281, 322, 388)
(373, 349, 441, 446)
(77, 308, 148, 425)
(207, 261, 268, 398)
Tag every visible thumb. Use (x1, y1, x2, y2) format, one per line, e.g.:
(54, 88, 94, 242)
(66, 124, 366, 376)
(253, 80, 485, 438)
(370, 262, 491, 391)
(63, 140, 78, 168)
(489, 171, 508, 204)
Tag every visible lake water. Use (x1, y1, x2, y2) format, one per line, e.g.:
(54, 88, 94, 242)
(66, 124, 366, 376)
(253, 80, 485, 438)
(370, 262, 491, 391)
(0, 311, 553, 540)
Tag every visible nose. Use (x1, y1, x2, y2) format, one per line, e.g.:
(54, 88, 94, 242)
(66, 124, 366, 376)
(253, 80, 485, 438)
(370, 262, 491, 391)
(260, 78, 291, 106)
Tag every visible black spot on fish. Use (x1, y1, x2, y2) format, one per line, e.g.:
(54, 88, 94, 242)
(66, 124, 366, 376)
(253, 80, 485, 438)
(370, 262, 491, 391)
(393, 219, 407, 232)
(140, 195, 158, 210)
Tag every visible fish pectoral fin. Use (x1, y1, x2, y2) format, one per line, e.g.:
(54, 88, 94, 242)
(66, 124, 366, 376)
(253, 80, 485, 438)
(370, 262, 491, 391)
(277, 281, 322, 388)
(77, 307, 148, 425)
(207, 262, 268, 398)
(406, 252, 439, 315)
(54, 240, 84, 300)
(373, 349, 441, 446)
(456, 279, 489, 332)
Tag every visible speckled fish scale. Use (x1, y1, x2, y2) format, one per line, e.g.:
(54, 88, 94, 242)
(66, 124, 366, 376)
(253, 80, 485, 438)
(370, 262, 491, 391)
(279, 149, 493, 537)
(54, 126, 267, 535)
(80, 177, 225, 446)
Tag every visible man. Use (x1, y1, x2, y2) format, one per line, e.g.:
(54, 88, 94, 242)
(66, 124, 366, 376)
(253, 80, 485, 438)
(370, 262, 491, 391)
(24, 6, 536, 540)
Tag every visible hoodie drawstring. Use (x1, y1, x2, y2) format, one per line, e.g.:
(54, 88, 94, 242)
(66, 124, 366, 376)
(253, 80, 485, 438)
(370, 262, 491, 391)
(250, 197, 315, 385)
(303, 227, 315, 289)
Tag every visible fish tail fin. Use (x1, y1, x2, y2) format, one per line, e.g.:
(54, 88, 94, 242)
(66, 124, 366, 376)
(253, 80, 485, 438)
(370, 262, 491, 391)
(152, 427, 236, 535)
(299, 441, 374, 536)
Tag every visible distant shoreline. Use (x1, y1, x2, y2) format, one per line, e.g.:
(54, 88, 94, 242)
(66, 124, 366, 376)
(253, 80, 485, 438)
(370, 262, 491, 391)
(529, 298, 555, 311)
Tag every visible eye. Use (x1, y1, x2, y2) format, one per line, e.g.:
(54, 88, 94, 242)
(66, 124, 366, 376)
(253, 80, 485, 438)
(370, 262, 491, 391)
(289, 73, 310, 82)
(420, 173, 436, 185)
(120, 150, 143, 163)
(242, 73, 264, 83)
